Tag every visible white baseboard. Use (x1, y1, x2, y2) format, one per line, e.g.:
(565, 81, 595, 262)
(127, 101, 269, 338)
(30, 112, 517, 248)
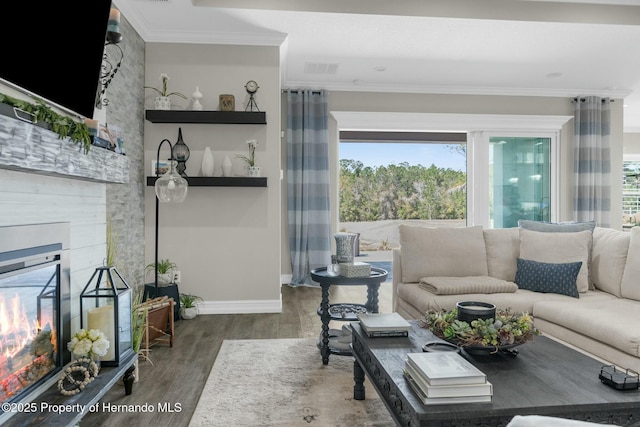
(198, 298, 282, 314)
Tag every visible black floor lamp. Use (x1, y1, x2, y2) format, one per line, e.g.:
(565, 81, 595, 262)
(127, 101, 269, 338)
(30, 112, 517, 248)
(145, 135, 188, 320)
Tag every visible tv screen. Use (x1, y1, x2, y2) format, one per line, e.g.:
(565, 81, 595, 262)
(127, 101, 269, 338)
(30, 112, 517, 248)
(0, 1, 113, 119)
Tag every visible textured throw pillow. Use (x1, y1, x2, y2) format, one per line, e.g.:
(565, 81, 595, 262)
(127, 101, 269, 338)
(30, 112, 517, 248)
(515, 258, 582, 298)
(518, 220, 596, 233)
(399, 225, 488, 283)
(519, 228, 591, 293)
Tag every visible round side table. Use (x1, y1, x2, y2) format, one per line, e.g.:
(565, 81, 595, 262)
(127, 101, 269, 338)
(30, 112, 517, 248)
(310, 267, 388, 365)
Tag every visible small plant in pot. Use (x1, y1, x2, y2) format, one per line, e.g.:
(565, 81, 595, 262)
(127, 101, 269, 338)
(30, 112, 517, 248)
(145, 259, 177, 285)
(179, 293, 203, 320)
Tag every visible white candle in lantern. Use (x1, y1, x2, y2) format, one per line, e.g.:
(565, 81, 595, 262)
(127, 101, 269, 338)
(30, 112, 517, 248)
(87, 305, 116, 361)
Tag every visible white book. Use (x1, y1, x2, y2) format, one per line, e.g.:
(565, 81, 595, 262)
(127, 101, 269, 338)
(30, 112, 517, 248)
(357, 312, 412, 332)
(404, 363, 492, 398)
(406, 352, 487, 386)
(404, 369, 492, 405)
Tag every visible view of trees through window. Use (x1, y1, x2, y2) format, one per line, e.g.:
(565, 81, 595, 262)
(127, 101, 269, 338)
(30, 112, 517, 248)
(339, 141, 467, 253)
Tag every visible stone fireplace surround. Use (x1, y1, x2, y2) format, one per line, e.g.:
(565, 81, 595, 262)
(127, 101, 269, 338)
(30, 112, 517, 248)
(0, 110, 133, 424)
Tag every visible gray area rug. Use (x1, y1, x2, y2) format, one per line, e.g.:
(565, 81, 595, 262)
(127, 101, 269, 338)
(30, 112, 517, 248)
(189, 338, 395, 427)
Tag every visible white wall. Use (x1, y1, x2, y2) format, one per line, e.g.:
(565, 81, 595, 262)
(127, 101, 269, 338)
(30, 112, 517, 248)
(0, 170, 107, 332)
(143, 43, 282, 313)
(624, 133, 640, 155)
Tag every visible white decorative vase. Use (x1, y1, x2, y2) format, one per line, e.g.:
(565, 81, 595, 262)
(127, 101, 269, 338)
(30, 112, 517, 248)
(222, 155, 232, 177)
(157, 273, 173, 285)
(181, 307, 198, 320)
(154, 96, 171, 110)
(201, 147, 215, 177)
(247, 166, 261, 177)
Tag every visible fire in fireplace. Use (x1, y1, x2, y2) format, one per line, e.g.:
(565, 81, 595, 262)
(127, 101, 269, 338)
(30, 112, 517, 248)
(0, 223, 70, 412)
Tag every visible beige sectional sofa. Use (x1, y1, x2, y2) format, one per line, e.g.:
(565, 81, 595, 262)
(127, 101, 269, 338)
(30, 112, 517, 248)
(392, 222, 640, 373)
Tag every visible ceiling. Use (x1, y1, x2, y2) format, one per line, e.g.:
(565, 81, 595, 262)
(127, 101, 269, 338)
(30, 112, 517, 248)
(114, 0, 640, 131)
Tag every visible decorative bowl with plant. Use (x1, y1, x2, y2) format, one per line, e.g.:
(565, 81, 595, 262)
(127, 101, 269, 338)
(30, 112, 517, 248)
(144, 73, 187, 100)
(145, 258, 177, 285)
(236, 139, 258, 167)
(422, 307, 539, 354)
(179, 293, 203, 319)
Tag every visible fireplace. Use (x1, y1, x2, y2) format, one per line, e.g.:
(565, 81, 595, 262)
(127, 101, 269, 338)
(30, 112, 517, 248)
(0, 223, 70, 416)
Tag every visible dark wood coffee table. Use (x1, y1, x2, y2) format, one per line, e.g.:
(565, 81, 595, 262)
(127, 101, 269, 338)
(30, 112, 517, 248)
(351, 321, 640, 427)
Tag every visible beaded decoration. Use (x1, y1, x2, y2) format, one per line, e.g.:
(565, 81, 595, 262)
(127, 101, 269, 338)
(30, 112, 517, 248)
(57, 357, 99, 396)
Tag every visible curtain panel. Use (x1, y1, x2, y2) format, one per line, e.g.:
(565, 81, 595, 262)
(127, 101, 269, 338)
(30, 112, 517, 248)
(286, 90, 331, 286)
(573, 96, 611, 228)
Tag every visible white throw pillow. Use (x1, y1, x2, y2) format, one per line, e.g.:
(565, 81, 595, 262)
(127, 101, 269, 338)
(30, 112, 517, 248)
(399, 225, 488, 283)
(621, 226, 640, 301)
(519, 228, 592, 293)
(591, 227, 630, 297)
(483, 228, 520, 281)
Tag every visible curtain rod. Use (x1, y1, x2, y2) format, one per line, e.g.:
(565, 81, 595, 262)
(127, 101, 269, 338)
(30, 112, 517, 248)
(281, 89, 324, 94)
(572, 97, 614, 103)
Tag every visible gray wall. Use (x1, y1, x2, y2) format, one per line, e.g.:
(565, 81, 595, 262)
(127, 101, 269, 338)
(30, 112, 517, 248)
(105, 11, 147, 289)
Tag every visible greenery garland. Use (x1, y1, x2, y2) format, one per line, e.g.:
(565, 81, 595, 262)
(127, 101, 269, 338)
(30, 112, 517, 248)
(0, 92, 92, 153)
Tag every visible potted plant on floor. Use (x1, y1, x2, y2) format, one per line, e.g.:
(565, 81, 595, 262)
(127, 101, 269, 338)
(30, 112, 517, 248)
(179, 293, 203, 319)
(145, 259, 177, 285)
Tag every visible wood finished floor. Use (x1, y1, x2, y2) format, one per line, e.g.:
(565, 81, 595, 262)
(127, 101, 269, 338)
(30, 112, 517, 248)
(80, 282, 393, 426)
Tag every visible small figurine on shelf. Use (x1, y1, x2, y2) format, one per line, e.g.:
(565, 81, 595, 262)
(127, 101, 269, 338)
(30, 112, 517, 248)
(192, 86, 203, 111)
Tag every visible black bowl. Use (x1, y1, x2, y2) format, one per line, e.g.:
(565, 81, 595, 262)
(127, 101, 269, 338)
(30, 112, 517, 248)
(456, 301, 496, 323)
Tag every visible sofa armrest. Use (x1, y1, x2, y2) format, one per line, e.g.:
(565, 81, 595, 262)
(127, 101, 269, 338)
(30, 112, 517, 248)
(392, 248, 402, 312)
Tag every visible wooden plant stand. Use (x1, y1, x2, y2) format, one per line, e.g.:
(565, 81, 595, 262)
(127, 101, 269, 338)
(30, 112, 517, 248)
(136, 296, 175, 362)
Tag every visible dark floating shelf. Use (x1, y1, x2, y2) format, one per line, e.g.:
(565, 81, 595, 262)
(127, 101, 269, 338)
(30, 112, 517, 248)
(146, 176, 267, 187)
(145, 110, 266, 124)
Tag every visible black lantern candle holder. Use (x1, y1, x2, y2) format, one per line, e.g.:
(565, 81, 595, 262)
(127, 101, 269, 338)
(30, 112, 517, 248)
(80, 266, 135, 367)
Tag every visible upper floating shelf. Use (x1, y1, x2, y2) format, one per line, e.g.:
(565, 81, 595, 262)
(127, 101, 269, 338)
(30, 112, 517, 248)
(145, 110, 266, 125)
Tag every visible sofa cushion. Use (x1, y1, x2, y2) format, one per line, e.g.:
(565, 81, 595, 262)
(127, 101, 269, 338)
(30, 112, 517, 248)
(518, 220, 596, 233)
(396, 282, 572, 317)
(591, 227, 630, 297)
(483, 228, 520, 281)
(533, 295, 640, 358)
(515, 258, 581, 298)
(621, 226, 640, 301)
(418, 276, 518, 295)
(519, 228, 592, 293)
(399, 225, 488, 283)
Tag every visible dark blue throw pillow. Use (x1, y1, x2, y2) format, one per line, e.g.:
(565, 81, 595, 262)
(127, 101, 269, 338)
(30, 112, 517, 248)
(515, 258, 582, 298)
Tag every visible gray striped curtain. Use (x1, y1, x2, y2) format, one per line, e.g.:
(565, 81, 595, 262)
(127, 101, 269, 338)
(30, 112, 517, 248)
(286, 90, 331, 286)
(573, 96, 611, 228)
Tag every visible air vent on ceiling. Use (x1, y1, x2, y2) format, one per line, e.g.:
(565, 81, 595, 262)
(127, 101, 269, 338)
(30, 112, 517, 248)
(304, 62, 339, 75)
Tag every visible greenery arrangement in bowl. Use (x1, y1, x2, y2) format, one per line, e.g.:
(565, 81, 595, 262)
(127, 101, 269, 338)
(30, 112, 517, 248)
(179, 293, 203, 320)
(180, 293, 203, 308)
(145, 259, 177, 284)
(422, 307, 539, 350)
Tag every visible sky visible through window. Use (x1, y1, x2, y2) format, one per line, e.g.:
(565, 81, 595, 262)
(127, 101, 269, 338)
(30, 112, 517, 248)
(340, 142, 466, 171)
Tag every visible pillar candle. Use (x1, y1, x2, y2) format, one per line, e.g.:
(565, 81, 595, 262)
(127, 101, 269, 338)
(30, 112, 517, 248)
(87, 305, 116, 361)
(108, 8, 121, 33)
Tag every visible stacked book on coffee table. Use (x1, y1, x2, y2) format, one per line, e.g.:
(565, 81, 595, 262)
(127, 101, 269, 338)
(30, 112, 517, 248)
(356, 312, 412, 338)
(403, 351, 493, 405)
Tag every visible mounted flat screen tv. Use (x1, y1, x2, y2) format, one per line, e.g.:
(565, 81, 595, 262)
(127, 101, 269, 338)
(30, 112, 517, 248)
(0, 1, 113, 119)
